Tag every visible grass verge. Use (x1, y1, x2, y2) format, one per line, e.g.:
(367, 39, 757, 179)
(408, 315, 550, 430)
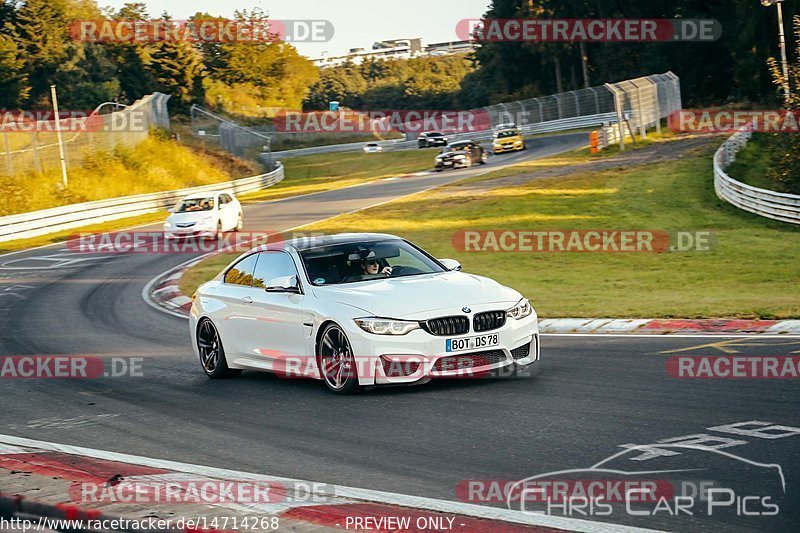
(238, 148, 439, 203)
(0, 133, 260, 217)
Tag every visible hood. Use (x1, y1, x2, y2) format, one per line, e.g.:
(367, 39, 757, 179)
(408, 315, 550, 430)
(167, 211, 214, 224)
(311, 271, 522, 319)
(438, 149, 468, 158)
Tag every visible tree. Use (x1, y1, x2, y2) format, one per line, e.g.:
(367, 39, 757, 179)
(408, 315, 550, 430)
(0, 34, 29, 106)
(764, 15, 800, 194)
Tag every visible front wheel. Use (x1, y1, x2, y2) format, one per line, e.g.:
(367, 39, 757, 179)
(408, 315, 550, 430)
(197, 318, 242, 379)
(318, 324, 361, 394)
(479, 152, 488, 164)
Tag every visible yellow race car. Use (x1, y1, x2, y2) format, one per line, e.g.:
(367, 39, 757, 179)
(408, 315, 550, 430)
(492, 128, 526, 153)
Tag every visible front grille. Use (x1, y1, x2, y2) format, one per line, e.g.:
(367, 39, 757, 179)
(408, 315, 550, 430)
(474, 310, 506, 332)
(423, 316, 469, 336)
(433, 350, 507, 372)
(511, 342, 530, 360)
(176, 222, 196, 228)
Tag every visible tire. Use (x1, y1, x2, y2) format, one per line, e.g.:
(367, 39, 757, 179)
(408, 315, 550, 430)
(197, 318, 242, 379)
(234, 212, 243, 232)
(479, 152, 488, 165)
(317, 323, 361, 394)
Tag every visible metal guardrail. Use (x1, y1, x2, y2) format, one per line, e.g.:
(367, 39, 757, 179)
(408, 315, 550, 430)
(203, 73, 680, 160)
(713, 126, 800, 225)
(0, 164, 284, 243)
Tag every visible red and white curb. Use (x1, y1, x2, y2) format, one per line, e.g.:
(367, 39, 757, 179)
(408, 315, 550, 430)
(537, 318, 800, 335)
(0, 434, 662, 533)
(144, 267, 800, 336)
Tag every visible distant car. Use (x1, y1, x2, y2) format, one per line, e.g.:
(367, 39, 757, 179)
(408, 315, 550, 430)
(418, 131, 448, 148)
(363, 143, 383, 153)
(434, 141, 487, 171)
(190, 233, 540, 393)
(492, 128, 526, 153)
(164, 191, 243, 239)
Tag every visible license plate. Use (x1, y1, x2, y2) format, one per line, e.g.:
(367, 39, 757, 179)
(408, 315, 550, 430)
(446, 334, 499, 352)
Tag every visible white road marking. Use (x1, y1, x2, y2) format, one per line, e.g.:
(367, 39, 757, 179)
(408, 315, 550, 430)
(0, 434, 664, 533)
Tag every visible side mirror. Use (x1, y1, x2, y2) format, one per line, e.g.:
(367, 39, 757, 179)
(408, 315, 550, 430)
(167, 207, 174, 213)
(265, 275, 301, 293)
(439, 258, 462, 271)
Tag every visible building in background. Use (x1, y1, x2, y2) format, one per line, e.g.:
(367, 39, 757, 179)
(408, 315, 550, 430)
(312, 37, 475, 67)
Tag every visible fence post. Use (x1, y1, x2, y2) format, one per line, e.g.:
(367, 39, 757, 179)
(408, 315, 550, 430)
(2, 132, 12, 175)
(589, 87, 600, 114)
(605, 83, 625, 151)
(32, 131, 42, 173)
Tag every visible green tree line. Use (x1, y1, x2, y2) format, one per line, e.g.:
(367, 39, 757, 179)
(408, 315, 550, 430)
(0, 0, 318, 113)
(461, 0, 799, 107)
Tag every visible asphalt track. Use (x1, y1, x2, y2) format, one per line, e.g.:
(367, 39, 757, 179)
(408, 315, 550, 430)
(1, 132, 799, 533)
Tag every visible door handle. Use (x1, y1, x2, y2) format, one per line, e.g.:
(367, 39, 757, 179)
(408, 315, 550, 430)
(241, 296, 253, 304)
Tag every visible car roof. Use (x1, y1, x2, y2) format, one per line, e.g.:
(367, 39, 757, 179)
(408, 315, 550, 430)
(421, 131, 443, 135)
(182, 191, 230, 200)
(252, 232, 403, 253)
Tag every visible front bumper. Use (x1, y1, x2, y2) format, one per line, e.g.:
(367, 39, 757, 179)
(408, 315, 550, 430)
(164, 227, 216, 239)
(493, 143, 524, 153)
(435, 158, 469, 170)
(342, 311, 540, 386)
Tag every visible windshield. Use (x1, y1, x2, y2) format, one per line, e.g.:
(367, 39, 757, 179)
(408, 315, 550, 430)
(175, 197, 214, 212)
(496, 130, 520, 138)
(426, 132, 443, 137)
(300, 239, 446, 285)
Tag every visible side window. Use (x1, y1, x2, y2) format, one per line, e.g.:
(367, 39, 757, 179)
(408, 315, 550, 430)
(220, 194, 232, 204)
(224, 254, 258, 286)
(252, 252, 299, 289)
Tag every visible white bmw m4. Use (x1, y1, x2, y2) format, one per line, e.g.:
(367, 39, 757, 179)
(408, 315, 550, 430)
(190, 233, 540, 393)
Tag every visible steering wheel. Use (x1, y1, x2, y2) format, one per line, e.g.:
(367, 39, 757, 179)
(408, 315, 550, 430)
(388, 266, 423, 277)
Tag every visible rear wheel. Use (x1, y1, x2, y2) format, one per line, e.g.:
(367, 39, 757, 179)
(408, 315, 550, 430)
(479, 151, 488, 164)
(197, 318, 242, 379)
(318, 324, 361, 394)
(234, 212, 243, 231)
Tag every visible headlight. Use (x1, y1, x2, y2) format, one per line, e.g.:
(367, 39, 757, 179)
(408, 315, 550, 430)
(163, 222, 171, 229)
(355, 318, 420, 335)
(453, 154, 466, 160)
(507, 299, 532, 320)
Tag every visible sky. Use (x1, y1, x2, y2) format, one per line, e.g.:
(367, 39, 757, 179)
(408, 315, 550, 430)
(99, 0, 491, 58)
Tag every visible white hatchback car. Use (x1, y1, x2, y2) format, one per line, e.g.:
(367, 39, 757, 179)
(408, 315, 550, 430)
(190, 233, 540, 394)
(164, 191, 243, 239)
